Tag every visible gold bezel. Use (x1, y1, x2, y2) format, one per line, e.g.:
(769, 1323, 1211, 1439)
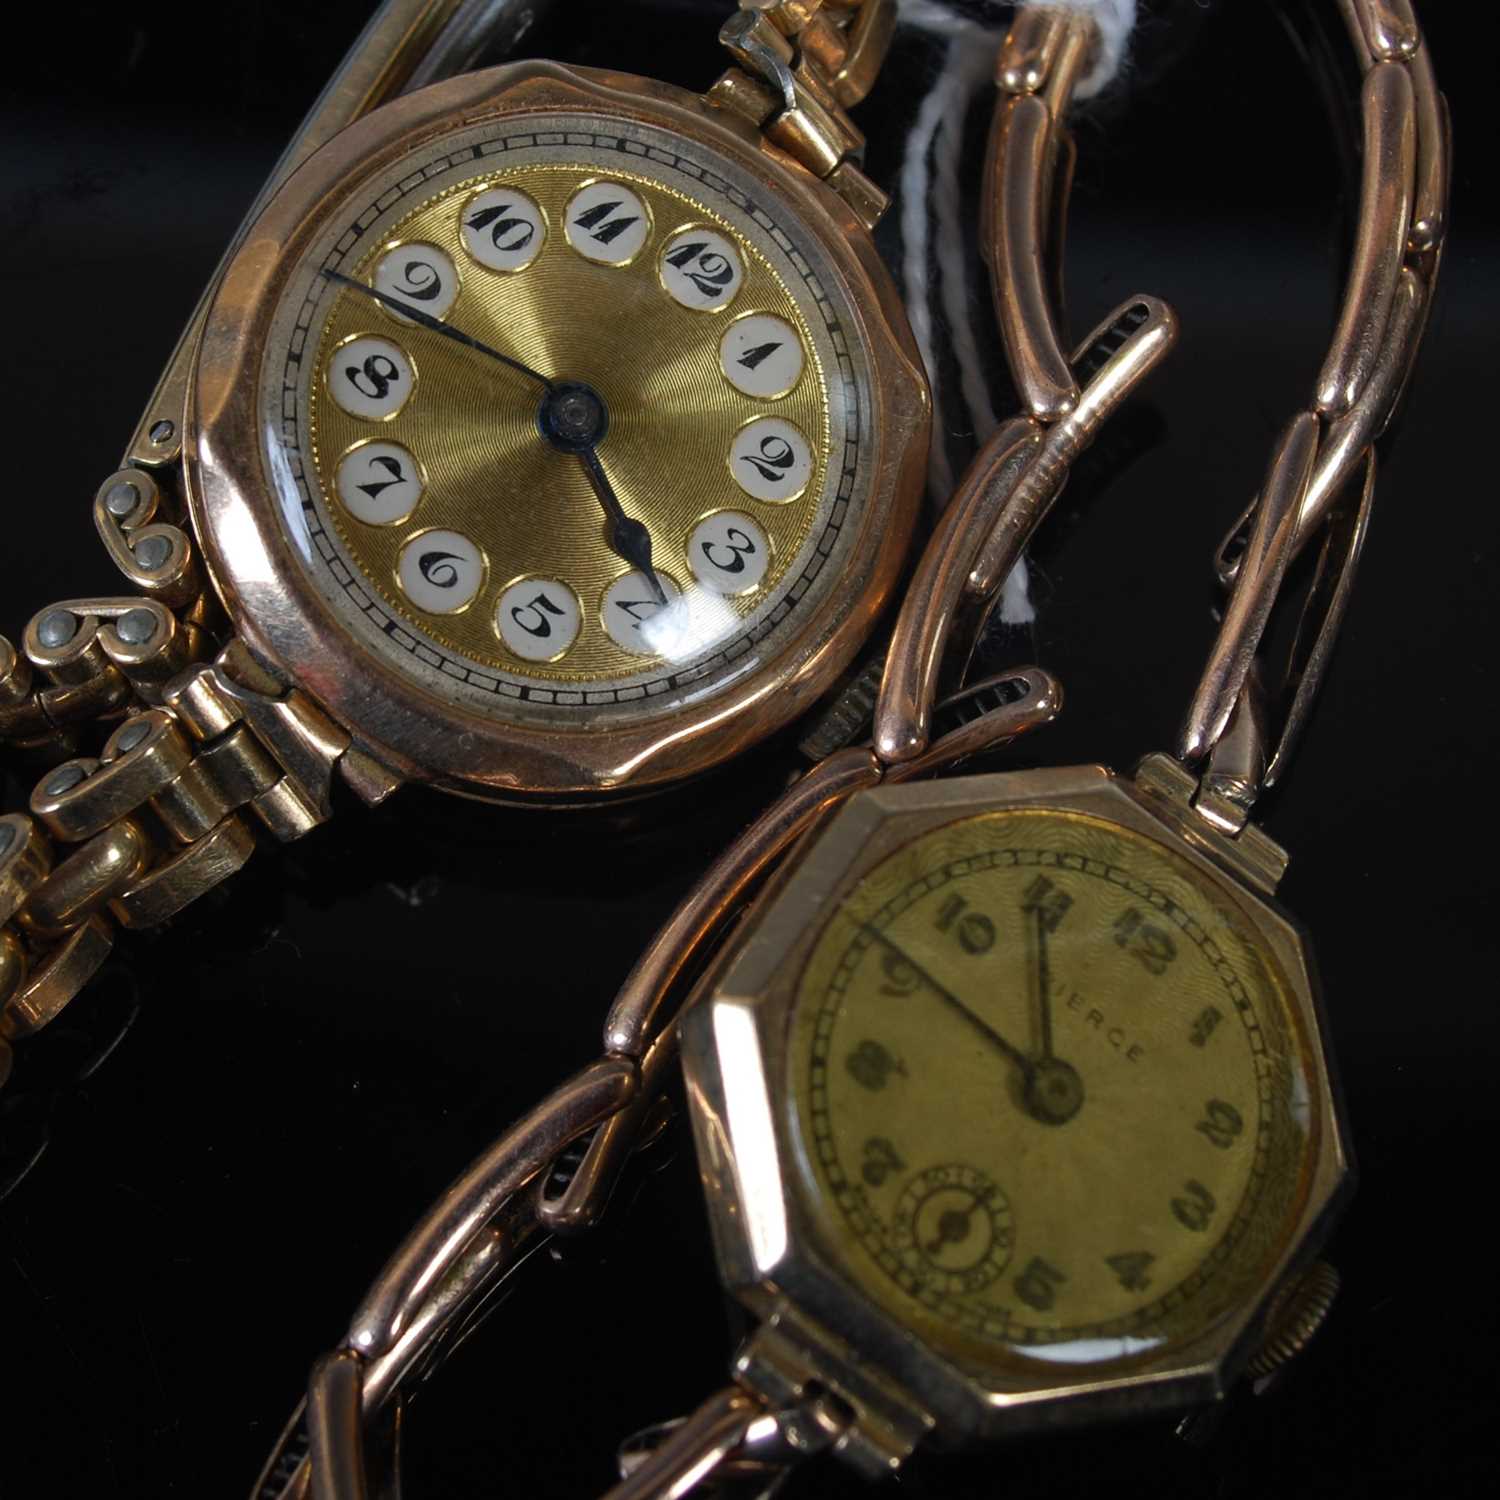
(187, 60, 928, 800)
(679, 764, 1351, 1444)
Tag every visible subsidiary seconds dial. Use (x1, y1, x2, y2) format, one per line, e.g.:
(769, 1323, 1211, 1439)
(792, 808, 1316, 1369)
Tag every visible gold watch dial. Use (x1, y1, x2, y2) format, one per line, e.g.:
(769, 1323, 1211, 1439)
(789, 807, 1316, 1371)
(308, 164, 828, 681)
(259, 108, 884, 736)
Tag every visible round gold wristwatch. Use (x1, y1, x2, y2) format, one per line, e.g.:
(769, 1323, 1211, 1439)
(0, 0, 926, 1079)
(255, 4, 1447, 1494)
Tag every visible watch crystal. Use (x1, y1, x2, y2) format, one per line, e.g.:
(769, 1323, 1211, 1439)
(260, 110, 878, 737)
(791, 807, 1317, 1371)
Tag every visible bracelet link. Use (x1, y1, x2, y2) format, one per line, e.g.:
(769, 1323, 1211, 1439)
(716, 0, 893, 228)
(92, 466, 203, 610)
(163, 643, 351, 839)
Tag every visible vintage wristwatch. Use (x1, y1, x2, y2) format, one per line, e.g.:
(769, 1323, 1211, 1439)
(0, 0, 928, 1088)
(257, 3, 1447, 1495)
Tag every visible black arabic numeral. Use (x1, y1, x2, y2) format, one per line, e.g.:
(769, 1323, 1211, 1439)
(612, 596, 659, 630)
(737, 340, 783, 372)
(1113, 907, 1177, 974)
(1194, 1099, 1244, 1150)
(418, 551, 464, 590)
(355, 455, 407, 502)
(1171, 1179, 1216, 1232)
(1105, 1250, 1156, 1292)
(878, 947, 918, 996)
(860, 1136, 904, 1188)
(740, 434, 796, 484)
(933, 894, 996, 955)
(466, 203, 536, 253)
(1189, 1005, 1224, 1047)
(1021, 874, 1073, 933)
(666, 240, 734, 298)
(574, 200, 639, 246)
(1013, 1256, 1067, 1312)
(346, 353, 401, 401)
(845, 1040, 905, 1092)
(396, 256, 442, 302)
(510, 590, 565, 639)
(701, 527, 756, 576)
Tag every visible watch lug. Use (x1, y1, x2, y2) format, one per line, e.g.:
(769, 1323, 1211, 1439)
(338, 743, 407, 807)
(734, 1307, 933, 1481)
(1132, 752, 1289, 896)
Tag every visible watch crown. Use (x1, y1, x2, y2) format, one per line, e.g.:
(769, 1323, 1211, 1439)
(1247, 1259, 1341, 1381)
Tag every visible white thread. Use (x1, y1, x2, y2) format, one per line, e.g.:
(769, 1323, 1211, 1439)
(997, 549, 1034, 624)
(1041, 0, 1138, 100)
(896, 1, 1138, 100)
(933, 44, 1002, 448)
(898, 64, 962, 499)
(894, 2, 1136, 628)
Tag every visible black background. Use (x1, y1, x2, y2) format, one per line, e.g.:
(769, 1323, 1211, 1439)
(1, 3, 1495, 1496)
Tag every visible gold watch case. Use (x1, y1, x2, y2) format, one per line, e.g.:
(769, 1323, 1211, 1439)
(680, 763, 1350, 1463)
(187, 60, 928, 801)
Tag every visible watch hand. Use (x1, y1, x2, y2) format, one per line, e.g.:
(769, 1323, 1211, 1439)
(321, 268, 555, 392)
(577, 445, 668, 606)
(327, 271, 667, 598)
(861, 926, 1034, 1081)
(1032, 906, 1055, 1062)
(924, 1185, 993, 1257)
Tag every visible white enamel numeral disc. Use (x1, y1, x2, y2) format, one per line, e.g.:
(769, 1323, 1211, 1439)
(328, 336, 414, 421)
(688, 511, 771, 596)
(720, 315, 804, 398)
(566, 182, 651, 265)
(660, 228, 744, 312)
(461, 186, 545, 272)
(496, 577, 582, 662)
(729, 418, 813, 504)
(602, 571, 683, 655)
(397, 530, 485, 614)
(336, 441, 424, 526)
(373, 243, 459, 322)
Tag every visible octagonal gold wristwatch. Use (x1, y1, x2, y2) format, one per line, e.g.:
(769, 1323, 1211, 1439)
(0, 0, 927, 1078)
(677, 0, 1446, 1474)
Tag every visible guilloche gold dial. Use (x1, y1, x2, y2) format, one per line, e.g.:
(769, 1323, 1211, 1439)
(790, 807, 1317, 1371)
(308, 162, 829, 681)
(254, 103, 889, 744)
